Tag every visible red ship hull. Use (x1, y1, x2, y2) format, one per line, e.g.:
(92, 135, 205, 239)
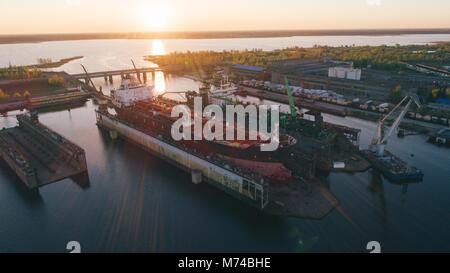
(114, 100, 295, 181)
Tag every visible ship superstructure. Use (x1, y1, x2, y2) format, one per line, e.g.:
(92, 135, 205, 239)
(111, 77, 154, 108)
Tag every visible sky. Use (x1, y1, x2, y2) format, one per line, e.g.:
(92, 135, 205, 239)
(0, 0, 449, 34)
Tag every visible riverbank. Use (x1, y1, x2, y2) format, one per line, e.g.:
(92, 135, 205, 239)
(27, 56, 84, 69)
(0, 72, 83, 98)
(2, 29, 450, 44)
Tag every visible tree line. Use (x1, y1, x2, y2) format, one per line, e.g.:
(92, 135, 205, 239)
(0, 65, 42, 80)
(147, 43, 450, 71)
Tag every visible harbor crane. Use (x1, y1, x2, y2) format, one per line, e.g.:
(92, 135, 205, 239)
(131, 59, 143, 84)
(284, 76, 300, 119)
(80, 64, 99, 93)
(370, 95, 421, 157)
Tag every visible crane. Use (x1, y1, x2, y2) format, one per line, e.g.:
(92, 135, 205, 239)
(131, 59, 143, 84)
(80, 64, 99, 93)
(370, 95, 421, 157)
(284, 76, 299, 119)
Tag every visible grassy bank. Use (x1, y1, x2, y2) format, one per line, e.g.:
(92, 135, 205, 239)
(0, 56, 83, 80)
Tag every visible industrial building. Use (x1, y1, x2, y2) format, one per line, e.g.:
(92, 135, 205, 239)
(269, 58, 353, 77)
(230, 64, 270, 80)
(328, 67, 362, 81)
(269, 58, 394, 99)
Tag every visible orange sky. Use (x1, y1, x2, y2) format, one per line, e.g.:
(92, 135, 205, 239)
(0, 0, 449, 34)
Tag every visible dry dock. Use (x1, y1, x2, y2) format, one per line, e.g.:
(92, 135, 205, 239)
(96, 110, 338, 219)
(0, 112, 87, 189)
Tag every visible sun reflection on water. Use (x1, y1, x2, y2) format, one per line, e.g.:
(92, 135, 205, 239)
(151, 39, 166, 56)
(154, 71, 166, 95)
(148, 39, 167, 95)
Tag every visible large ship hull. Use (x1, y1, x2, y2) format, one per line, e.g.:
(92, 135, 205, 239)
(114, 105, 295, 165)
(96, 110, 270, 209)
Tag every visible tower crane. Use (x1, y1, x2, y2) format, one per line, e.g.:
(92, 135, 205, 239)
(370, 95, 421, 157)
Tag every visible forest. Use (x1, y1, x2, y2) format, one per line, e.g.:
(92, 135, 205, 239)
(146, 42, 450, 71)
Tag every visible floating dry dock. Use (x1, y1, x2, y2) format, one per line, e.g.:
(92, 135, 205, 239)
(96, 110, 337, 219)
(0, 113, 87, 189)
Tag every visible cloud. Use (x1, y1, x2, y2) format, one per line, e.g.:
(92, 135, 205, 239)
(366, 0, 382, 6)
(65, 0, 81, 7)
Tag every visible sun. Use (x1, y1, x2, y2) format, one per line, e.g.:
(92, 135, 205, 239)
(140, 3, 171, 31)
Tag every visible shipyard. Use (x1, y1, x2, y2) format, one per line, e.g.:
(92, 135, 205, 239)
(0, 6, 449, 254)
(1, 42, 449, 208)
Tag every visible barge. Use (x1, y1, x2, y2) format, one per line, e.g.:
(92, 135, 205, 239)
(362, 149, 424, 182)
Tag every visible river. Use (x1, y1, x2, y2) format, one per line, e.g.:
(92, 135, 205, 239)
(0, 35, 449, 252)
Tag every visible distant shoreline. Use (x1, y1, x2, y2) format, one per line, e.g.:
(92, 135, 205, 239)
(1, 29, 450, 44)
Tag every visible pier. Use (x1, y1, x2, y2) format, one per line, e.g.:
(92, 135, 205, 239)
(69, 67, 162, 81)
(0, 112, 88, 189)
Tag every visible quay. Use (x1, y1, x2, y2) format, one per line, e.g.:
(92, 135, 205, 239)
(238, 85, 449, 134)
(0, 112, 88, 189)
(239, 85, 348, 117)
(29, 89, 90, 110)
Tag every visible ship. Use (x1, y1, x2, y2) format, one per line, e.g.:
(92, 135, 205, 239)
(97, 76, 299, 206)
(111, 78, 297, 173)
(209, 76, 238, 96)
(95, 76, 339, 218)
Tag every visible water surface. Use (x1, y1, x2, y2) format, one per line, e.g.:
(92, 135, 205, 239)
(0, 36, 450, 252)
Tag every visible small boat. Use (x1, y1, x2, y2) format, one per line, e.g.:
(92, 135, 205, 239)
(210, 76, 238, 96)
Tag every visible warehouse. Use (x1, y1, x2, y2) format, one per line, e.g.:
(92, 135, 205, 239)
(230, 64, 270, 80)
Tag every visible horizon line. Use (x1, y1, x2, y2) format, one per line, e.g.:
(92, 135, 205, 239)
(1, 28, 450, 45)
(2, 27, 450, 36)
